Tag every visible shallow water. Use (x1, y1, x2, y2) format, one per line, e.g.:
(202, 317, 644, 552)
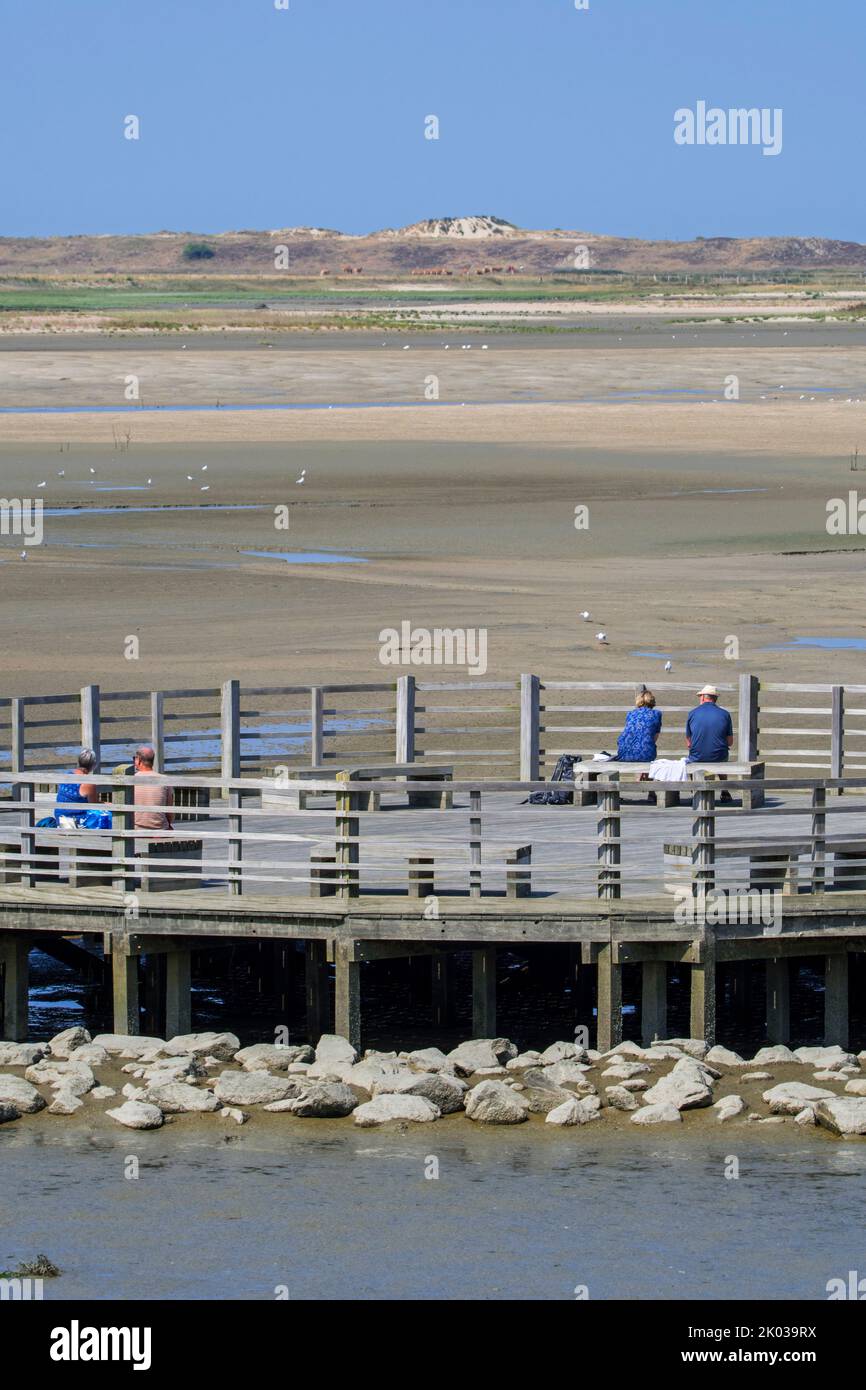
(1, 1122, 862, 1300)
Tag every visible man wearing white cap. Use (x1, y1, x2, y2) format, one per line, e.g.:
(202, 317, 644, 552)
(686, 685, 734, 768)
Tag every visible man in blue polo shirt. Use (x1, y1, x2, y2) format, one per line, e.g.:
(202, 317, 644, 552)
(686, 684, 734, 801)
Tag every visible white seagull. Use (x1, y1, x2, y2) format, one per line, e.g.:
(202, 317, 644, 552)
(664, 661, 673, 672)
(19, 550, 26, 560)
(580, 611, 591, 621)
(37, 480, 46, 488)
(296, 469, 306, 484)
(57, 469, 65, 477)
(596, 632, 608, 644)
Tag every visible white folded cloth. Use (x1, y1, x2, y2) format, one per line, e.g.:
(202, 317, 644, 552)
(648, 757, 690, 783)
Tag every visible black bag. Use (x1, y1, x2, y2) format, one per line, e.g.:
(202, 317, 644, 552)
(524, 754, 580, 805)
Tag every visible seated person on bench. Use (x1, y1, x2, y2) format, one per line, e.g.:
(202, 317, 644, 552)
(52, 748, 102, 827)
(617, 688, 662, 761)
(686, 684, 734, 803)
(133, 745, 174, 831)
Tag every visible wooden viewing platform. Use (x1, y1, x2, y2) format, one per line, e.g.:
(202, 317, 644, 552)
(1, 762, 865, 1054)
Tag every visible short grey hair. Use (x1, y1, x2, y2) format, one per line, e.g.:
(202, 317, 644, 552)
(78, 748, 97, 772)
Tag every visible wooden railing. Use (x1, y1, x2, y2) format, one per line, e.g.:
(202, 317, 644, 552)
(0, 771, 865, 910)
(2, 674, 865, 783)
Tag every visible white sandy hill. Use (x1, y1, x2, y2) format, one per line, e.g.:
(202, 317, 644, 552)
(387, 215, 522, 239)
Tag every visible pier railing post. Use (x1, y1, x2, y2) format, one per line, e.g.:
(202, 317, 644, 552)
(81, 684, 101, 763)
(596, 775, 621, 899)
(469, 788, 482, 898)
(395, 675, 416, 763)
(520, 674, 540, 781)
(228, 783, 243, 896)
(830, 686, 844, 792)
(10, 698, 25, 777)
(737, 672, 759, 764)
(19, 779, 36, 889)
(691, 785, 716, 903)
(112, 775, 135, 895)
(221, 679, 241, 787)
(310, 686, 324, 766)
(150, 692, 165, 773)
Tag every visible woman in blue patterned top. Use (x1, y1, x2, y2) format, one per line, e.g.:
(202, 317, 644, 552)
(616, 690, 662, 761)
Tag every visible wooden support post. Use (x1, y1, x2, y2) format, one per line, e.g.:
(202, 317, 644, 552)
(691, 786, 715, 900)
(505, 845, 532, 899)
(469, 789, 482, 898)
(737, 672, 759, 763)
(112, 776, 135, 895)
(824, 953, 849, 1048)
(142, 954, 166, 1037)
(305, 940, 329, 1042)
(310, 686, 324, 767)
(596, 943, 622, 1052)
(334, 940, 361, 1049)
(150, 692, 165, 773)
(81, 683, 101, 762)
(221, 679, 241, 785)
(19, 779, 36, 889)
(641, 959, 667, 1046)
(689, 935, 717, 1045)
(0, 937, 30, 1041)
(472, 946, 496, 1035)
(431, 952, 450, 1029)
(335, 771, 360, 898)
(165, 949, 192, 1038)
(571, 945, 595, 1043)
(597, 775, 621, 899)
(519, 674, 540, 782)
(10, 698, 25, 775)
(112, 944, 140, 1035)
(407, 854, 434, 898)
(227, 788, 243, 897)
(830, 686, 844, 792)
(396, 675, 416, 763)
(765, 957, 790, 1044)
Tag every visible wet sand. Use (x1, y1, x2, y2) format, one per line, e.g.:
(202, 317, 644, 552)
(0, 325, 864, 695)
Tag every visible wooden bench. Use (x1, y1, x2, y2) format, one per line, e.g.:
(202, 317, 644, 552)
(265, 762, 454, 812)
(664, 835, 866, 894)
(574, 760, 765, 810)
(309, 841, 531, 898)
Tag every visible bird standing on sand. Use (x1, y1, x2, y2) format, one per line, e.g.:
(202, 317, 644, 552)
(664, 661, 673, 672)
(20, 551, 26, 560)
(296, 469, 306, 484)
(596, 632, 608, 644)
(580, 611, 591, 622)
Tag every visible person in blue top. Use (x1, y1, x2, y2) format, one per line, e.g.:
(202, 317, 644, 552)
(617, 689, 662, 761)
(686, 684, 734, 802)
(55, 748, 100, 826)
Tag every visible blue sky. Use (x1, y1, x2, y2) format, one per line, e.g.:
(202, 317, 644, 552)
(0, 0, 862, 240)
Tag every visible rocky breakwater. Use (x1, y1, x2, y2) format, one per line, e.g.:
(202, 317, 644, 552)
(2, 1029, 866, 1137)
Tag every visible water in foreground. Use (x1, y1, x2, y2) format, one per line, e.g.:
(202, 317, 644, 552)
(1, 1121, 862, 1300)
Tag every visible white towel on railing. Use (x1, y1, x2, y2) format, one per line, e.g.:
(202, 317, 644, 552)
(648, 757, 690, 782)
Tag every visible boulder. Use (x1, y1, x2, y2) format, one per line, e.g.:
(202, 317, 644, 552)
(373, 1070, 466, 1114)
(464, 1080, 529, 1124)
(751, 1045, 797, 1064)
(631, 1103, 682, 1125)
(619, 1078, 649, 1093)
(48, 1092, 84, 1115)
(405, 1047, 455, 1073)
(706, 1045, 747, 1068)
(0, 1042, 47, 1067)
(545, 1096, 600, 1126)
(506, 1052, 544, 1070)
(213, 1071, 299, 1107)
(447, 1038, 518, 1075)
(539, 1041, 587, 1065)
(741, 1071, 773, 1082)
(345, 1059, 410, 1094)
(659, 1038, 709, 1059)
(0, 1103, 20, 1123)
(221, 1107, 248, 1124)
(314, 1034, 358, 1069)
(69, 1045, 109, 1067)
(162, 1032, 239, 1062)
(641, 1046, 688, 1060)
(289, 1083, 358, 1118)
(602, 1041, 646, 1059)
(762, 1082, 835, 1115)
(92, 1034, 165, 1058)
(815, 1097, 866, 1136)
(91, 1086, 116, 1100)
(47, 1026, 91, 1058)
(605, 1086, 638, 1112)
(601, 1061, 650, 1080)
(235, 1043, 314, 1071)
(714, 1095, 746, 1122)
(122, 1084, 145, 1100)
(642, 1071, 712, 1111)
(26, 1061, 95, 1097)
(0, 1074, 46, 1113)
(106, 1100, 164, 1130)
(143, 1082, 221, 1113)
(844, 1079, 866, 1097)
(540, 1061, 594, 1087)
(794, 1107, 817, 1127)
(794, 1045, 859, 1068)
(354, 1095, 440, 1127)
